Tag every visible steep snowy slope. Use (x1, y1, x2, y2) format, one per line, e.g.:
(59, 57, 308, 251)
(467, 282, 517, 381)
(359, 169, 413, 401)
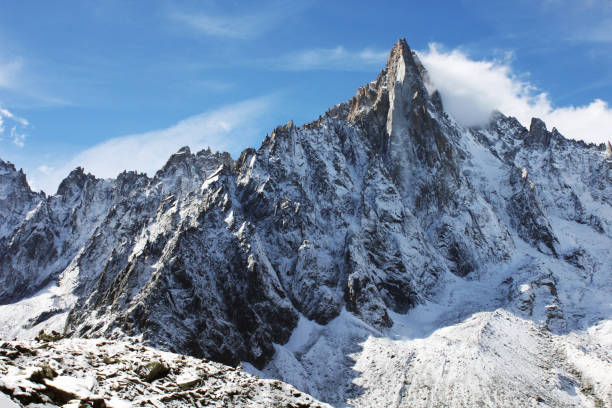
(0, 39, 610, 407)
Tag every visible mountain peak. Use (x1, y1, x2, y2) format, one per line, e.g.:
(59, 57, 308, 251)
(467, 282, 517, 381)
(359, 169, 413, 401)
(164, 146, 194, 165)
(56, 167, 96, 197)
(0, 158, 16, 172)
(527, 117, 552, 148)
(384, 38, 425, 84)
(326, 39, 430, 128)
(1, 37, 611, 408)
(529, 117, 547, 133)
(388, 38, 412, 63)
(176, 146, 191, 155)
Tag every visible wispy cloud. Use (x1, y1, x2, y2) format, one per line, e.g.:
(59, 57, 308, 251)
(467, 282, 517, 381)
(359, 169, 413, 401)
(37, 165, 53, 175)
(539, 1, 612, 44)
(0, 57, 30, 147)
(31, 96, 275, 193)
(170, 1, 311, 39)
(186, 79, 234, 92)
(0, 58, 22, 89)
(541, 0, 612, 10)
(0, 54, 70, 108)
(10, 128, 25, 147)
(0, 107, 29, 147)
(0, 107, 28, 126)
(171, 12, 267, 39)
(418, 44, 612, 145)
(569, 19, 612, 43)
(270, 46, 388, 71)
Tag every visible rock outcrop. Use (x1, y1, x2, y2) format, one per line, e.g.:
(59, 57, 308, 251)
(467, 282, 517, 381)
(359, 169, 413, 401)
(0, 338, 330, 407)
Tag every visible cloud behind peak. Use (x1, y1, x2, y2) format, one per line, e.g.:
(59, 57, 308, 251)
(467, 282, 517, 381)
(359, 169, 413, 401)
(419, 44, 612, 144)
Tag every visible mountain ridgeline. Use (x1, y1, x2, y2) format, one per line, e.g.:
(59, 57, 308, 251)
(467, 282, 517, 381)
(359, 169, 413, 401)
(1, 38, 610, 384)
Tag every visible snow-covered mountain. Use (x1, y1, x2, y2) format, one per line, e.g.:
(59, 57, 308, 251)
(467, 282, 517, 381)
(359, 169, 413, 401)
(1, 39, 610, 407)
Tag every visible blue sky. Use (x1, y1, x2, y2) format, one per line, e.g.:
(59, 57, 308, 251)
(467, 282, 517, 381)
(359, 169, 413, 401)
(0, 0, 611, 192)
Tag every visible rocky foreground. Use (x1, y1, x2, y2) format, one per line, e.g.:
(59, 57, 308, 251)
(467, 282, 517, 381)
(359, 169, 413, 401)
(0, 336, 329, 407)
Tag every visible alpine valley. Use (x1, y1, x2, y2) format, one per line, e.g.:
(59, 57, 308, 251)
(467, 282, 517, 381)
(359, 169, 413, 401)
(0, 39, 610, 407)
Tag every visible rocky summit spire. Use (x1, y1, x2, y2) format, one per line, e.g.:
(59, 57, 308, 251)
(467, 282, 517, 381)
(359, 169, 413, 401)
(383, 39, 429, 108)
(329, 39, 458, 207)
(527, 117, 551, 148)
(381, 39, 458, 203)
(385, 39, 423, 80)
(607, 140, 612, 158)
(332, 38, 436, 161)
(342, 39, 428, 119)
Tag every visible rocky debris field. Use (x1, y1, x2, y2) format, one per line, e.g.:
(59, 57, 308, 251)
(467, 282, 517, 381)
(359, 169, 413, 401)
(0, 336, 329, 407)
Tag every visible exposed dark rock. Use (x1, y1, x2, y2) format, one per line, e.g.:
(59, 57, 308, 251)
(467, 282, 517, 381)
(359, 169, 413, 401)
(138, 361, 170, 382)
(526, 117, 551, 148)
(508, 168, 558, 256)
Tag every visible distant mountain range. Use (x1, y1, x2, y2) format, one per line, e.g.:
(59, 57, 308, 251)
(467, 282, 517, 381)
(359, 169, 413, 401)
(1, 39, 610, 407)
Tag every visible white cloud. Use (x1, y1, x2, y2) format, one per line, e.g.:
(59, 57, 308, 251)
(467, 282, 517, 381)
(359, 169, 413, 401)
(31, 96, 274, 194)
(571, 18, 612, 43)
(188, 79, 234, 92)
(0, 108, 29, 126)
(544, 99, 612, 144)
(0, 58, 22, 89)
(0, 59, 31, 148)
(274, 46, 388, 71)
(37, 165, 53, 175)
(0, 107, 28, 147)
(170, 1, 311, 39)
(10, 127, 25, 147)
(0, 56, 69, 108)
(418, 44, 612, 144)
(172, 12, 264, 39)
